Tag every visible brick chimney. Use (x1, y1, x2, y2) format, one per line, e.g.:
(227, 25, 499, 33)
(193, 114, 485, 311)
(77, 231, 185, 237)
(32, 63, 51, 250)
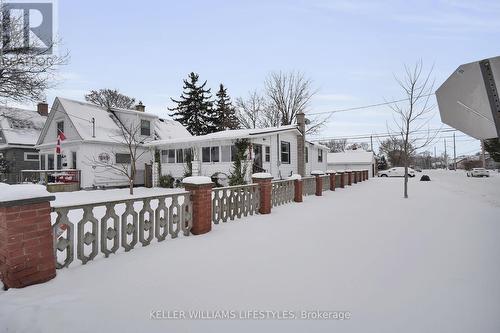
(37, 102, 49, 116)
(297, 111, 306, 177)
(135, 101, 145, 112)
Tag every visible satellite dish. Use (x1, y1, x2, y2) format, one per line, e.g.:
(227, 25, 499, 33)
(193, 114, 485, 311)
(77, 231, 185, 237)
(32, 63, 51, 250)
(305, 118, 311, 125)
(436, 56, 500, 139)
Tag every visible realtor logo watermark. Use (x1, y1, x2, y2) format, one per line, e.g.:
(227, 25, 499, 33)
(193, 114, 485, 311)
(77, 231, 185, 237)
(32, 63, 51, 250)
(150, 309, 352, 321)
(1, 0, 55, 54)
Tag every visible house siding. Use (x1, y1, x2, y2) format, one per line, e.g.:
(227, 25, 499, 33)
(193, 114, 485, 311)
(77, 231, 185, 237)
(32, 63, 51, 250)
(0, 147, 39, 183)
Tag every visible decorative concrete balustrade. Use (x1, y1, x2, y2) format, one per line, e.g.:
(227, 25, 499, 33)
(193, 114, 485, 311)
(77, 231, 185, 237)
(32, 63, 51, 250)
(302, 176, 316, 196)
(271, 180, 295, 207)
(51, 192, 192, 268)
(212, 184, 260, 223)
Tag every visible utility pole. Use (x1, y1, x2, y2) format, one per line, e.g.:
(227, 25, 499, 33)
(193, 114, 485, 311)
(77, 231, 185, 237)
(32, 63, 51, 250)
(444, 138, 447, 170)
(453, 133, 456, 171)
(370, 135, 373, 152)
(481, 140, 486, 168)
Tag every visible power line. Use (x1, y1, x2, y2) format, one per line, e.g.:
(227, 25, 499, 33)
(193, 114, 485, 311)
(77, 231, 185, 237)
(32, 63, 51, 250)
(308, 93, 436, 116)
(311, 127, 457, 141)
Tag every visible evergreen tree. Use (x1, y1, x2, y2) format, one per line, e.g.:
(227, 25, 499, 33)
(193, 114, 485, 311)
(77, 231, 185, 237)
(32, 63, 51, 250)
(213, 84, 239, 131)
(169, 72, 214, 135)
(484, 138, 500, 162)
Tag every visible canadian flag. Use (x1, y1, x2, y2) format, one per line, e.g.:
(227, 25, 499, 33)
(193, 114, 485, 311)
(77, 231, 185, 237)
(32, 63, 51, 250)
(56, 129, 66, 154)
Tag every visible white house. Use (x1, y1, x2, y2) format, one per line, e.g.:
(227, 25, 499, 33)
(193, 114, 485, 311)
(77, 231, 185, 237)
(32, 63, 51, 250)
(36, 97, 191, 189)
(150, 125, 329, 183)
(327, 149, 376, 177)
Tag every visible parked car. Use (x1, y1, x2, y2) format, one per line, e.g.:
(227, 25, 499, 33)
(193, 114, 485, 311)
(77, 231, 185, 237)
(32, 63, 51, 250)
(378, 167, 416, 177)
(466, 168, 490, 177)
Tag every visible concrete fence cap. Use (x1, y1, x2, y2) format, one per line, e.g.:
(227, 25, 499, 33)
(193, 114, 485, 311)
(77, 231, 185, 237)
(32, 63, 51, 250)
(0, 183, 50, 202)
(182, 176, 213, 185)
(310, 170, 325, 175)
(326, 170, 337, 174)
(288, 174, 302, 180)
(252, 172, 273, 179)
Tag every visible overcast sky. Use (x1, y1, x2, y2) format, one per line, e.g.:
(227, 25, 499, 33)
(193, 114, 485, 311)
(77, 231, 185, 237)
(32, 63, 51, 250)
(24, 0, 500, 156)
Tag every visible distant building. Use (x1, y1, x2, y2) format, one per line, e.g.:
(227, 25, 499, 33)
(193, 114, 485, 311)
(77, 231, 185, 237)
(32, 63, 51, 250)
(327, 150, 376, 177)
(0, 103, 49, 183)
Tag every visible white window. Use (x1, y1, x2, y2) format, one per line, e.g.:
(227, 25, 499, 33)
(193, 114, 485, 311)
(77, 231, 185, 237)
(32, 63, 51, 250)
(176, 149, 184, 163)
(24, 152, 39, 161)
(211, 147, 220, 162)
(140, 120, 151, 136)
(202, 146, 220, 163)
(281, 141, 290, 164)
(221, 145, 231, 162)
(161, 149, 176, 163)
(56, 121, 64, 137)
(265, 146, 270, 162)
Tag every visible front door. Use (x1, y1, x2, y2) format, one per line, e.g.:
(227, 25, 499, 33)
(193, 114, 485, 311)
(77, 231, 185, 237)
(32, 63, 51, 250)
(253, 144, 263, 173)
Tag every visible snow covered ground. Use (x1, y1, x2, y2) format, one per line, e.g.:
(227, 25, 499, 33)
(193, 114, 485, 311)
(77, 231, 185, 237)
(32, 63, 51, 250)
(1, 170, 499, 333)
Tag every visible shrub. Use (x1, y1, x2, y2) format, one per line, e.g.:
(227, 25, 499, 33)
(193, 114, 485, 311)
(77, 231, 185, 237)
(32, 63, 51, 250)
(159, 174, 175, 188)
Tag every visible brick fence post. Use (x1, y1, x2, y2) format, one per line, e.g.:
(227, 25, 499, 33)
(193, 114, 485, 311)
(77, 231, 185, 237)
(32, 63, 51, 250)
(339, 171, 345, 188)
(347, 171, 353, 186)
(365, 170, 369, 180)
(252, 173, 273, 214)
(311, 171, 323, 196)
(183, 176, 214, 235)
(0, 194, 56, 289)
(326, 171, 336, 191)
(353, 171, 358, 184)
(293, 179, 303, 202)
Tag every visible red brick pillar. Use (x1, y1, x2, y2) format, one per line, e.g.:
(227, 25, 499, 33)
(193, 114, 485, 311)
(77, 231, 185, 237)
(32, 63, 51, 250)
(353, 171, 358, 184)
(294, 179, 303, 202)
(327, 171, 336, 191)
(0, 195, 56, 289)
(183, 177, 214, 235)
(366, 170, 369, 180)
(347, 171, 352, 186)
(252, 174, 273, 214)
(339, 172, 345, 188)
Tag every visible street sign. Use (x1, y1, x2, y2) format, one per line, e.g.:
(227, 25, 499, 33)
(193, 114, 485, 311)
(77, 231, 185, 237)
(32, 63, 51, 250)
(436, 56, 500, 139)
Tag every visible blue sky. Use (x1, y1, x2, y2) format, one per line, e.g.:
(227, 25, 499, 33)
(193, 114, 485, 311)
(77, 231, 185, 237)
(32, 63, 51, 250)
(35, 0, 500, 155)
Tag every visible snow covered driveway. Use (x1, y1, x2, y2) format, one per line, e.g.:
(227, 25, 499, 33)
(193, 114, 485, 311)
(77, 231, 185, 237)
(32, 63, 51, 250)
(1, 171, 499, 333)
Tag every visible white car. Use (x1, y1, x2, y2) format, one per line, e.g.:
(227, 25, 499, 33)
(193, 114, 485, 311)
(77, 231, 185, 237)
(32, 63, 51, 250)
(378, 167, 416, 177)
(467, 168, 490, 177)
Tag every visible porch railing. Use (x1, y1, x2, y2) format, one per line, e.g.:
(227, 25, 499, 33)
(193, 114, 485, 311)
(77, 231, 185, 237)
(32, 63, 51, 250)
(271, 179, 294, 207)
(212, 184, 260, 224)
(51, 192, 191, 269)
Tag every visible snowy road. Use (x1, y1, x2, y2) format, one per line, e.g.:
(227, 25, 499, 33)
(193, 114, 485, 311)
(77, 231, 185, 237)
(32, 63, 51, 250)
(1, 170, 499, 333)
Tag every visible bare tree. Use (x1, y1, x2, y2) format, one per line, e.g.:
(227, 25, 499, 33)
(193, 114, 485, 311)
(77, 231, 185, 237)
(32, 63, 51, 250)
(320, 139, 348, 152)
(378, 137, 414, 167)
(0, 3, 68, 103)
(264, 70, 328, 134)
(235, 91, 266, 129)
(88, 118, 151, 195)
(387, 61, 436, 198)
(346, 142, 370, 151)
(85, 89, 136, 109)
